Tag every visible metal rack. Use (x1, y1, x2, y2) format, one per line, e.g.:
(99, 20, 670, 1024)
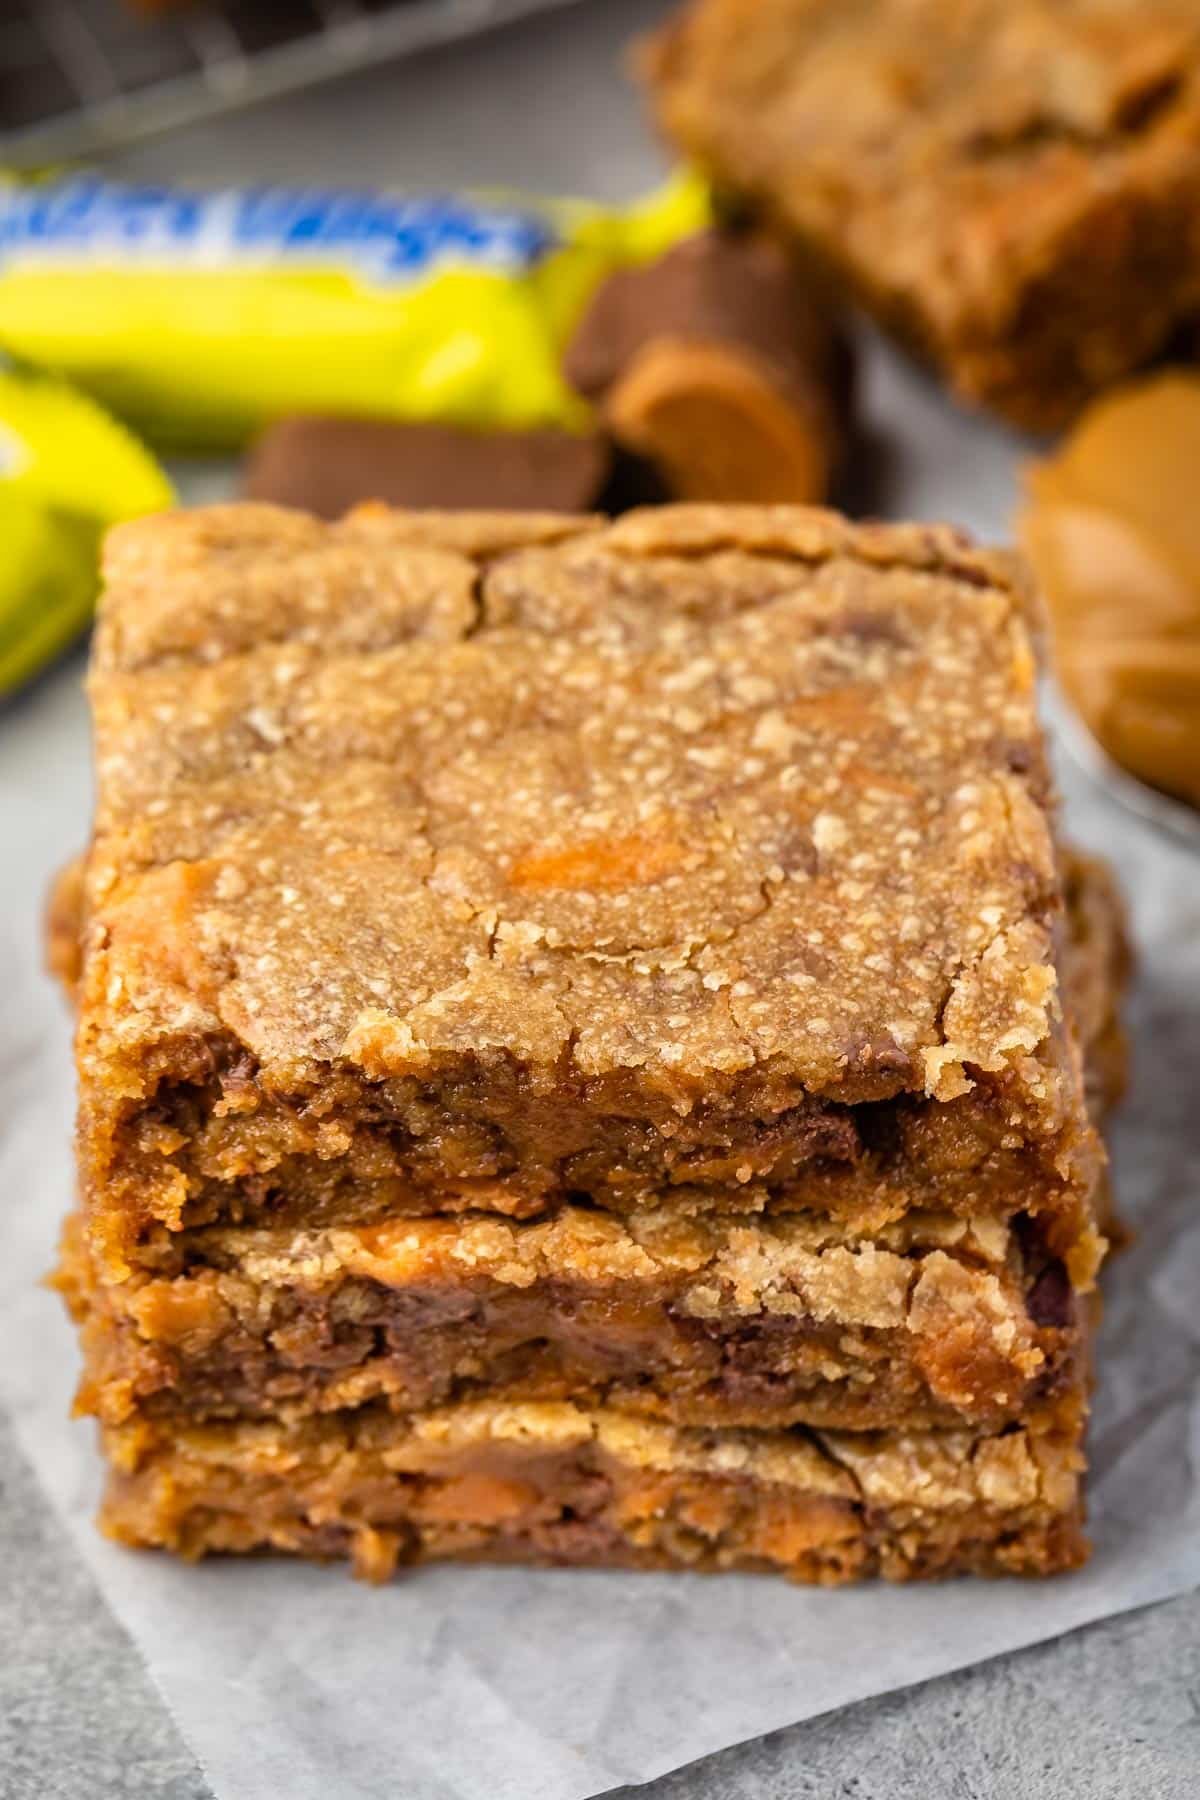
(2, 0, 584, 163)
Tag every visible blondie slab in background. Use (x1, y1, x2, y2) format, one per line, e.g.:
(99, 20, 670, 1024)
(644, 0, 1200, 429)
(77, 504, 1099, 1279)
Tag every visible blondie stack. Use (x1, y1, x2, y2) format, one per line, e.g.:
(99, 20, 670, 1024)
(57, 502, 1125, 1583)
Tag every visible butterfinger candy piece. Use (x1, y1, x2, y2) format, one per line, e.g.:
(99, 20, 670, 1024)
(564, 230, 849, 503)
(242, 417, 612, 519)
(605, 339, 831, 505)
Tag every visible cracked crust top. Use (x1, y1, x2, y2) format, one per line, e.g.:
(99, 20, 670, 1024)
(82, 501, 1067, 1121)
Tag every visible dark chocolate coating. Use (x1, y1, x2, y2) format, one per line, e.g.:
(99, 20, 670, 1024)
(564, 229, 851, 416)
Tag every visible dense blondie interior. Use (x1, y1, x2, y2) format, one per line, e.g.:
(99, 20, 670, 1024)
(98, 1401, 1088, 1584)
(59, 1206, 1086, 1437)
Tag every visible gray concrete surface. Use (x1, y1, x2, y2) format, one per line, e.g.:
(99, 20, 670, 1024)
(0, 1411, 207, 1800)
(3, 4, 1199, 1795)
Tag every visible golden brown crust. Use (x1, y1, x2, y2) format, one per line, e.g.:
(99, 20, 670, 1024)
(78, 502, 1097, 1275)
(643, 0, 1200, 429)
(96, 1398, 1088, 1583)
(51, 843, 1125, 1256)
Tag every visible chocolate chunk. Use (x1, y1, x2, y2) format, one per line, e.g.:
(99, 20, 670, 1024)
(843, 1031, 914, 1085)
(564, 230, 852, 504)
(834, 609, 911, 648)
(1026, 1261, 1075, 1331)
(243, 416, 611, 519)
(774, 828, 820, 881)
(997, 738, 1035, 776)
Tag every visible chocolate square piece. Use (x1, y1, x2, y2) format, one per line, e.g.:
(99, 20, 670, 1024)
(243, 417, 611, 519)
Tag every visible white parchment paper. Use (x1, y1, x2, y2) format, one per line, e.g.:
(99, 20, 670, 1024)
(1, 344, 1198, 1800)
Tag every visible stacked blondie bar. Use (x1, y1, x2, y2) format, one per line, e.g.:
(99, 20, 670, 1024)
(57, 502, 1125, 1582)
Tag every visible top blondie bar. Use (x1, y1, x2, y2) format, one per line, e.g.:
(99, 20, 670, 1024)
(644, 0, 1200, 430)
(77, 504, 1099, 1274)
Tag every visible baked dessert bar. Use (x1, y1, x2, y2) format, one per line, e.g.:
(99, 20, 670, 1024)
(77, 503, 1101, 1282)
(97, 1400, 1087, 1583)
(56, 852, 1122, 1441)
(59, 1206, 1082, 1436)
(643, 0, 1200, 430)
(62, 500, 1121, 1586)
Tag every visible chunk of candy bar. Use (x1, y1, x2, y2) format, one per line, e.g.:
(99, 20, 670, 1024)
(564, 230, 851, 504)
(243, 417, 611, 518)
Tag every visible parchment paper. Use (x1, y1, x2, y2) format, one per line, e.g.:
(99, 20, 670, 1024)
(1, 342, 1197, 1800)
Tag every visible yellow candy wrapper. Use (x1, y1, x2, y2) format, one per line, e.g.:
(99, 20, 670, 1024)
(0, 369, 173, 698)
(0, 169, 710, 450)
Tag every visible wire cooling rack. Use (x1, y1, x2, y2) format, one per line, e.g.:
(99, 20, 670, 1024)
(1, 0, 585, 163)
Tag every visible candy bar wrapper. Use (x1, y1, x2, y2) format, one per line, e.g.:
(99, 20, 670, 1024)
(0, 369, 172, 698)
(0, 170, 710, 450)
